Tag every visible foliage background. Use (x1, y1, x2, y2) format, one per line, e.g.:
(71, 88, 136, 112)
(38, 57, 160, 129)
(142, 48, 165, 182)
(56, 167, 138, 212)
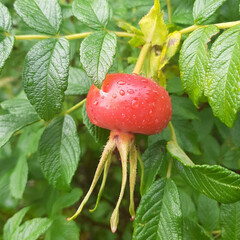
(0, 0, 240, 239)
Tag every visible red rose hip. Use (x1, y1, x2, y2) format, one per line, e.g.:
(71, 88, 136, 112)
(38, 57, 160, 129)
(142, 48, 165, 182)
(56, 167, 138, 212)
(86, 73, 172, 135)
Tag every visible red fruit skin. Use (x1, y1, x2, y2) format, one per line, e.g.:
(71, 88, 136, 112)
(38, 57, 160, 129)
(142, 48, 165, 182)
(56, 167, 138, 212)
(86, 73, 172, 135)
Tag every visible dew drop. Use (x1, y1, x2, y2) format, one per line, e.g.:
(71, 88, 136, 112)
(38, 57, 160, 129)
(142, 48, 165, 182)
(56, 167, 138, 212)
(133, 114, 136, 118)
(142, 79, 147, 83)
(132, 99, 139, 108)
(122, 113, 125, 118)
(117, 81, 126, 85)
(93, 101, 98, 105)
(112, 94, 117, 99)
(127, 89, 134, 94)
(119, 90, 125, 96)
(149, 110, 153, 114)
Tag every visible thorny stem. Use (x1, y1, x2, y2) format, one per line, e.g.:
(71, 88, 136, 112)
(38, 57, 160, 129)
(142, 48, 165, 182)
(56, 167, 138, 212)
(64, 98, 86, 115)
(67, 137, 116, 221)
(166, 0, 172, 24)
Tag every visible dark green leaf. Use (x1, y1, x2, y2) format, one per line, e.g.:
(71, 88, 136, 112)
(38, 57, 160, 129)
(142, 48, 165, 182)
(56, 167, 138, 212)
(14, 0, 62, 35)
(205, 25, 240, 127)
(183, 218, 213, 240)
(38, 115, 80, 190)
(45, 216, 79, 240)
(23, 38, 69, 120)
(179, 26, 219, 107)
(133, 178, 182, 240)
(82, 102, 109, 144)
(3, 207, 30, 240)
(0, 113, 39, 148)
(220, 201, 240, 240)
(198, 194, 219, 231)
(73, 0, 110, 29)
(11, 218, 52, 240)
(193, 0, 227, 24)
(0, 36, 14, 73)
(10, 155, 28, 199)
(0, 2, 12, 32)
(141, 141, 166, 195)
(80, 31, 117, 88)
(65, 67, 92, 96)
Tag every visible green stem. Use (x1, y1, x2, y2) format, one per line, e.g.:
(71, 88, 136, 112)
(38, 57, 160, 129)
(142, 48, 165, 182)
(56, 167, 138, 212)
(168, 121, 177, 142)
(166, 0, 172, 24)
(64, 98, 86, 115)
(137, 150, 145, 196)
(180, 20, 240, 34)
(166, 157, 173, 178)
(15, 35, 52, 40)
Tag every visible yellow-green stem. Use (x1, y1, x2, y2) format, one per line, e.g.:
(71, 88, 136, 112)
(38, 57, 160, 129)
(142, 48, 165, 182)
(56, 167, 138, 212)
(166, 0, 172, 24)
(64, 32, 92, 40)
(64, 98, 86, 115)
(15, 35, 52, 40)
(132, 42, 151, 75)
(166, 157, 173, 178)
(168, 121, 177, 142)
(137, 150, 145, 196)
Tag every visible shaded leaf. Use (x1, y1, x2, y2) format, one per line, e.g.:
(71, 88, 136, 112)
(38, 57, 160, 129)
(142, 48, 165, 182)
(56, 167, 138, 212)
(23, 38, 69, 121)
(80, 31, 117, 88)
(14, 0, 62, 35)
(38, 115, 80, 190)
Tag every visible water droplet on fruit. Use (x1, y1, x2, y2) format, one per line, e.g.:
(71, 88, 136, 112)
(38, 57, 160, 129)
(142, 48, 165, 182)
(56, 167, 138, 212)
(127, 89, 134, 94)
(142, 79, 147, 83)
(117, 81, 126, 85)
(132, 99, 139, 108)
(119, 90, 125, 96)
(122, 113, 125, 118)
(142, 120, 146, 123)
(92, 118, 98, 124)
(155, 119, 159, 124)
(149, 110, 153, 114)
(112, 94, 117, 99)
(133, 114, 136, 119)
(93, 101, 98, 105)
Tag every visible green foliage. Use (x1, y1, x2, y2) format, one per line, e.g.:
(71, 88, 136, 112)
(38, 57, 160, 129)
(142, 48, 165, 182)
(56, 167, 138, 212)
(1, 0, 240, 239)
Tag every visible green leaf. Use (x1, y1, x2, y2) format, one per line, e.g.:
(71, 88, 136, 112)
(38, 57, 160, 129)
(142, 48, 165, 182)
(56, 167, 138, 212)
(133, 178, 182, 240)
(1, 99, 38, 115)
(0, 113, 39, 148)
(0, 36, 14, 73)
(45, 216, 79, 240)
(73, 0, 110, 29)
(14, 0, 62, 35)
(38, 115, 80, 190)
(179, 26, 219, 107)
(23, 38, 69, 121)
(220, 201, 240, 240)
(0, 2, 12, 32)
(139, 0, 168, 46)
(141, 141, 166, 195)
(10, 155, 28, 199)
(82, 103, 109, 143)
(3, 207, 30, 240)
(183, 218, 213, 240)
(193, 0, 227, 24)
(80, 31, 117, 88)
(198, 194, 219, 231)
(205, 25, 240, 127)
(65, 67, 92, 96)
(11, 218, 52, 240)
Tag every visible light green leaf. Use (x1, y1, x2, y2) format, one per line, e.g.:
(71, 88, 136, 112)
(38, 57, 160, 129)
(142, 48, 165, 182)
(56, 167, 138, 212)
(0, 2, 12, 32)
(179, 26, 219, 107)
(183, 218, 213, 240)
(3, 207, 30, 240)
(141, 141, 166, 195)
(0, 113, 39, 148)
(38, 115, 80, 190)
(139, 0, 168, 46)
(198, 194, 219, 231)
(82, 103, 109, 144)
(73, 0, 110, 29)
(80, 31, 117, 88)
(1, 99, 37, 115)
(10, 155, 28, 199)
(11, 218, 52, 240)
(133, 178, 182, 240)
(65, 67, 92, 95)
(220, 201, 240, 240)
(0, 35, 14, 73)
(23, 38, 69, 121)
(14, 0, 62, 35)
(45, 216, 79, 240)
(193, 0, 227, 24)
(205, 25, 240, 127)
